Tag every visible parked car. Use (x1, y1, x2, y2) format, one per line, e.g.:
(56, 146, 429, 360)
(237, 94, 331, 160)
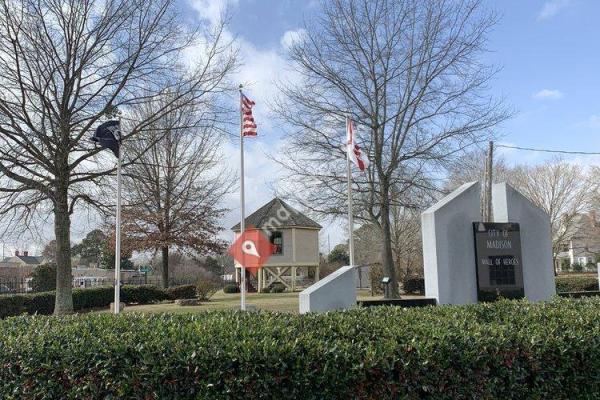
(0, 284, 14, 294)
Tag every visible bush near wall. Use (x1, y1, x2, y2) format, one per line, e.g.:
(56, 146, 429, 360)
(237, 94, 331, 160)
(402, 276, 425, 294)
(555, 275, 599, 292)
(0, 298, 599, 399)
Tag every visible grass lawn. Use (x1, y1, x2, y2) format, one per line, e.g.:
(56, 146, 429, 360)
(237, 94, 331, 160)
(111, 289, 383, 314)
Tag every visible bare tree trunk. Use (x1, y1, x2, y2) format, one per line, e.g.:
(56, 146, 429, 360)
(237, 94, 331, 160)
(380, 199, 399, 298)
(161, 246, 169, 289)
(54, 188, 73, 314)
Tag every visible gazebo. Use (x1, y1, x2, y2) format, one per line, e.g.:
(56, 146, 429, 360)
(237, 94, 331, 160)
(232, 198, 322, 292)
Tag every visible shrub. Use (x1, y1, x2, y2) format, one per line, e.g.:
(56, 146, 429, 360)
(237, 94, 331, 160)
(1, 298, 600, 399)
(572, 262, 584, 272)
(402, 276, 424, 294)
(166, 284, 197, 300)
(556, 275, 599, 292)
(223, 283, 239, 294)
(0, 295, 25, 318)
(269, 282, 286, 293)
(196, 280, 219, 301)
(0, 285, 175, 318)
(121, 285, 168, 304)
(586, 262, 597, 272)
(29, 263, 57, 292)
(73, 287, 114, 310)
(23, 291, 55, 315)
(369, 264, 384, 294)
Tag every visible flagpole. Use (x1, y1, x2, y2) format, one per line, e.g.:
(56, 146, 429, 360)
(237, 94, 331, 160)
(114, 121, 122, 314)
(346, 117, 355, 268)
(239, 84, 247, 311)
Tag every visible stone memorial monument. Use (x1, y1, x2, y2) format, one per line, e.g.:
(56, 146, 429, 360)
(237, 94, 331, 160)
(422, 181, 555, 305)
(299, 265, 356, 314)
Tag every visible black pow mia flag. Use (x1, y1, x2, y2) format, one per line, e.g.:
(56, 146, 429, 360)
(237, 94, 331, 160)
(92, 120, 121, 157)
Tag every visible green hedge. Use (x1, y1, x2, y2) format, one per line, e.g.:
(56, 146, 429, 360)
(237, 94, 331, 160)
(0, 285, 170, 317)
(556, 275, 599, 292)
(121, 285, 168, 304)
(0, 298, 599, 399)
(0, 295, 24, 319)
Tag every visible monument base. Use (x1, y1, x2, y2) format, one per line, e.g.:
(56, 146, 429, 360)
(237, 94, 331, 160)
(357, 298, 436, 308)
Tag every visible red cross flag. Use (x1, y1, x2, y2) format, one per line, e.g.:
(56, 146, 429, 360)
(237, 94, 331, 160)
(346, 118, 369, 171)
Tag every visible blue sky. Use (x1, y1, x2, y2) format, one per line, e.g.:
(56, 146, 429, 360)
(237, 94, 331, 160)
(183, 0, 600, 155)
(181, 0, 600, 248)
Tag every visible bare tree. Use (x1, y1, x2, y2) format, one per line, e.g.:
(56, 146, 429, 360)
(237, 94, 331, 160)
(588, 166, 600, 214)
(0, 0, 236, 314)
(122, 91, 232, 288)
(274, 0, 508, 297)
(445, 148, 515, 216)
(510, 159, 590, 268)
(445, 148, 514, 191)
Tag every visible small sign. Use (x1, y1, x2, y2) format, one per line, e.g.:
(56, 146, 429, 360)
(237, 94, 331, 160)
(473, 222, 525, 301)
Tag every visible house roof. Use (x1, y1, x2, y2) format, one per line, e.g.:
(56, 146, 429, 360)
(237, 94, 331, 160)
(231, 198, 322, 231)
(2, 255, 44, 265)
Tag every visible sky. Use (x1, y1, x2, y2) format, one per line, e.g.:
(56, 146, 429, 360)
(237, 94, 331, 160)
(4, 0, 600, 257)
(183, 0, 600, 250)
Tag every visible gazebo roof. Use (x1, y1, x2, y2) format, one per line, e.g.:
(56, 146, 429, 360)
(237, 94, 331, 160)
(231, 198, 321, 231)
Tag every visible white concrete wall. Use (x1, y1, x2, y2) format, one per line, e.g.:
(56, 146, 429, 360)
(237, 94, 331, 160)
(492, 183, 556, 301)
(422, 182, 480, 305)
(299, 266, 356, 314)
(294, 228, 320, 264)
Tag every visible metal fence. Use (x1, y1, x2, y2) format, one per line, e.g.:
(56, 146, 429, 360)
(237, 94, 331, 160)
(0, 275, 200, 295)
(0, 277, 31, 294)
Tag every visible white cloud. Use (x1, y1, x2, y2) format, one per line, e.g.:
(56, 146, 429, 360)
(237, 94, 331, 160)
(280, 28, 307, 50)
(576, 114, 600, 129)
(532, 89, 563, 100)
(537, 0, 571, 21)
(586, 115, 600, 128)
(189, 0, 239, 27)
(185, 3, 342, 244)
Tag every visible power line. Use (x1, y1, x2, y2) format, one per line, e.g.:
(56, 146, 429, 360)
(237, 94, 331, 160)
(496, 144, 600, 156)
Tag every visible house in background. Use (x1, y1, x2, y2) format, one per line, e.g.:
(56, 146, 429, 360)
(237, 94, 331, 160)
(556, 213, 600, 271)
(232, 197, 321, 292)
(0, 250, 45, 268)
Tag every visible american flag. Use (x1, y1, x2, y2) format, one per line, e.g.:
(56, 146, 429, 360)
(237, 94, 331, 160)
(241, 93, 257, 137)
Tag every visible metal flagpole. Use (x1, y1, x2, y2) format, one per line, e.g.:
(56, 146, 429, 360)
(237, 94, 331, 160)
(346, 117, 355, 267)
(114, 121, 122, 314)
(239, 85, 247, 311)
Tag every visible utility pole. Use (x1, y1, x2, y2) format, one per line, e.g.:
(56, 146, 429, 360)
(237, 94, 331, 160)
(484, 141, 494, 222)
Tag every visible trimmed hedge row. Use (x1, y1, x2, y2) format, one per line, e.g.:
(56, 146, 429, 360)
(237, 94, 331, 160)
(0, 298, 599, 399)
(555, 274, 599, 292)
(0, 284, 197, 318)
